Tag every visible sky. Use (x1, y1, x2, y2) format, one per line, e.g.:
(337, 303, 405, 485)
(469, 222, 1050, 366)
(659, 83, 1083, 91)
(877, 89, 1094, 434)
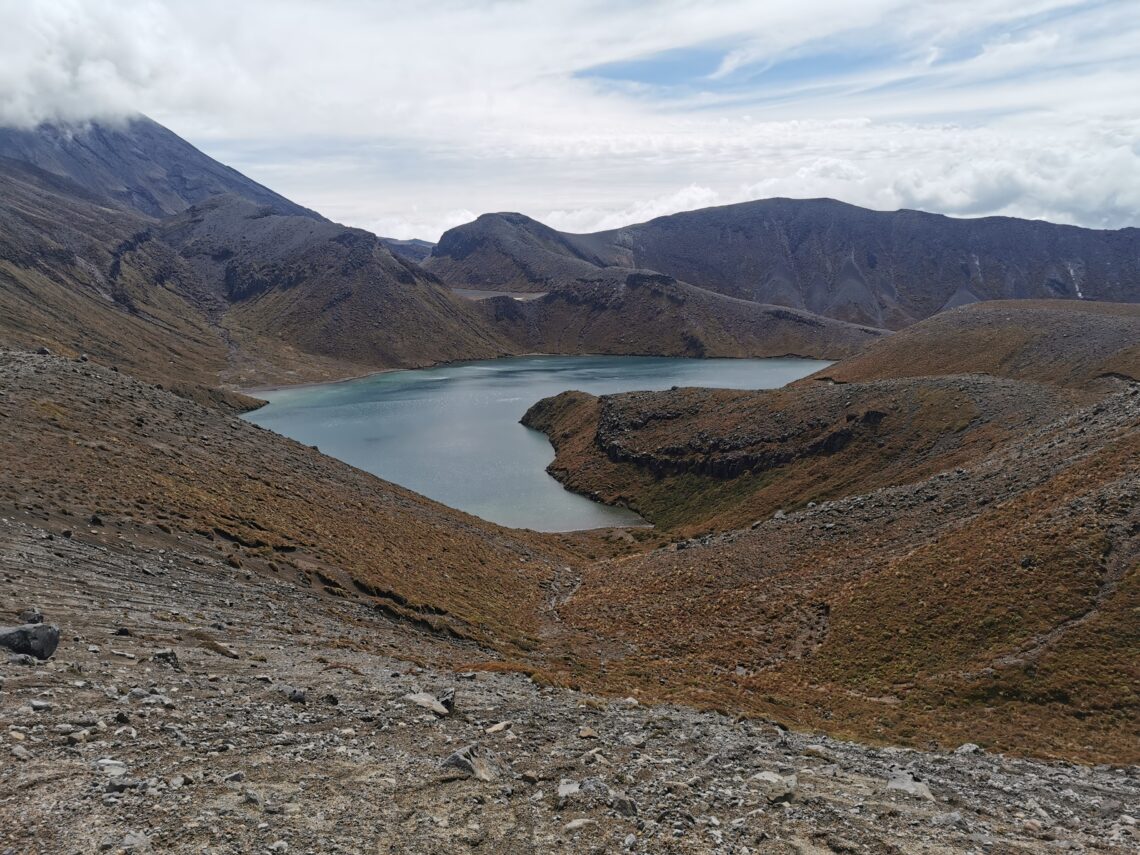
(1, 0, 1138, 240)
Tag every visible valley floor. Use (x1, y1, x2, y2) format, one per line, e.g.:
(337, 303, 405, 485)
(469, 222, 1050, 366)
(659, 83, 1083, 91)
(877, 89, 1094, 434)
(2, 515, 1137, 854)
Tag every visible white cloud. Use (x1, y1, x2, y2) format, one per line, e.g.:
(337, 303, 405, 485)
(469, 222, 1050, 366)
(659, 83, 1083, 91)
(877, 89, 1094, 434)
(0, 0, 1137, 238)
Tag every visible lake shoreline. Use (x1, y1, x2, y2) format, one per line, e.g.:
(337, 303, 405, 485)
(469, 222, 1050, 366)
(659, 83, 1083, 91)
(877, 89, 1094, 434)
(238, 350, 833, 396)
(243, 355, 831, 531)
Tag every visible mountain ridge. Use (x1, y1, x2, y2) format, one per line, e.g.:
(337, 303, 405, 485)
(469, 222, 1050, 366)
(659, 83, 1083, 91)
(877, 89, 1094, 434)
(426, 199, 1140, 328)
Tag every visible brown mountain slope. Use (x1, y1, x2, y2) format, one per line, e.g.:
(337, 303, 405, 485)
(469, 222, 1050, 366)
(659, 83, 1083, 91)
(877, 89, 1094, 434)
(0, 349, 569, 651)
(545, 385, 1139, 762)
(523, 374, 1075, 533)
(523, 301, 1140, 533)
(478, 270, 885, 360)
(0, 157, 228, 387)
(427, 202, 1140, 328)
(811, 299, 1140, 391)
(156, 196, 515, 385)
(515, 300, 1140, 761)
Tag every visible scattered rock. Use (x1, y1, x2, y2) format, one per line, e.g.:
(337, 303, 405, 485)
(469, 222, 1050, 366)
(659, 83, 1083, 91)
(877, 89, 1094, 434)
(578, 726, 598, 739)
(17, 607, 43, 624)
(485, 720, 512, 734)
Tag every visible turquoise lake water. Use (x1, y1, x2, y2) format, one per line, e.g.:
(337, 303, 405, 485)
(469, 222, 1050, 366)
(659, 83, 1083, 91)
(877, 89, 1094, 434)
(244, 355, 829, 531)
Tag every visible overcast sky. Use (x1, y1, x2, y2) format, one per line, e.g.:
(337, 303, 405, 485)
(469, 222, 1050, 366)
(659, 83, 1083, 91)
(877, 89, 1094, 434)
(1, 0, 1137, 239)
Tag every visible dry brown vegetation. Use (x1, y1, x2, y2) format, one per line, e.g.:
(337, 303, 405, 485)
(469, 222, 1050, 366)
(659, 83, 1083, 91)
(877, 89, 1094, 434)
(3, 299, 1137, 764)
(516, 301, 1140, 761)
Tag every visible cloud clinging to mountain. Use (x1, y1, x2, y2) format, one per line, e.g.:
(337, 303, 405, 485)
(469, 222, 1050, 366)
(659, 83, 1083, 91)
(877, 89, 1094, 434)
(1, 0, 1136, 237)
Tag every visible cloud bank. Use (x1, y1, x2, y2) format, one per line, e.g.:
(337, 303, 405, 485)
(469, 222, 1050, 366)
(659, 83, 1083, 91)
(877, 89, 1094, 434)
(1, 0, 1137, 237)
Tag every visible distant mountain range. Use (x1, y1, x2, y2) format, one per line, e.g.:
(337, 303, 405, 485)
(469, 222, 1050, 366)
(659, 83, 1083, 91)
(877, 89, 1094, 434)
(424, 201, 1140, 328)
(0, 116, 882, 386)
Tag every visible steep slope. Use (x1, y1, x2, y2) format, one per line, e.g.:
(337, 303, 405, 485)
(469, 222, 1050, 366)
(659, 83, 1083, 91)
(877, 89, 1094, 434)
(0, 350, 567, 649)
(478, 269, 885, 360)
(0, 116, 319, 219)
(550, 388, 1138, 762)
(427, 201, 1140, 328)
(157, 196, 513, 385)
(0, 157, 228, 387)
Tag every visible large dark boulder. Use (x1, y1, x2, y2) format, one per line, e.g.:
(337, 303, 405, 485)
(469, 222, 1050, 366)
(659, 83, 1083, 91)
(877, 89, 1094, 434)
(0, 623, 60, 659)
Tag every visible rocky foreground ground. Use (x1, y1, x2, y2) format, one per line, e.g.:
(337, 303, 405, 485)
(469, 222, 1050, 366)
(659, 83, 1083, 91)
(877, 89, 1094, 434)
(3, 516, 1136, 854)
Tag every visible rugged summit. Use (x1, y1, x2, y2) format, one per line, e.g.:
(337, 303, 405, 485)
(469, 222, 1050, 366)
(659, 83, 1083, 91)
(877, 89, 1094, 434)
(426, 201, 1140, 328)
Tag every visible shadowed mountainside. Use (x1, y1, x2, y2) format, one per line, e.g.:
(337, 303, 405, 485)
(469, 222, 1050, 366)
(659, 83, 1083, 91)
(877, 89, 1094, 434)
(156, 196, 514, 386)
(477, 269, 885, 361)
(0, 119, 881, 388)
(0, 156, 230, 387)
(426, 201, 1140, 328)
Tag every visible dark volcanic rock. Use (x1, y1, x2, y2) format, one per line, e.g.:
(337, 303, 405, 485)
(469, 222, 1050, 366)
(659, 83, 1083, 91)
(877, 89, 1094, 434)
(0, 623, 60, 659)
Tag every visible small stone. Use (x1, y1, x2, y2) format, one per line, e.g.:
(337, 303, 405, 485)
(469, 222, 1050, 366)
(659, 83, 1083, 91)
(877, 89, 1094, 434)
(96, 758, 128, 778)
(30, 699, 52, 712)
(267, 842, 288, 853)
(751, 771, 797, 804)
(120, 831, 149, 851)
(17, 607, 44, 624)
(931, 811, 966, 829)
(485, 721, 512, 734)
(565, 819, 595, 832)
(279, 685, 306, 704)
(558, 779, 580, 799)
(441, 744, 499, 782)
(886, 769, 934, 801)
(578, 726, 599, 739)
(404, 692, 449, 716)
(438, 687, 456, 713)
(151, 648, 181, 670)
(611, 793, 638, 817)
(11, 744, 30, 761)
(954, 743, 981, 755)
